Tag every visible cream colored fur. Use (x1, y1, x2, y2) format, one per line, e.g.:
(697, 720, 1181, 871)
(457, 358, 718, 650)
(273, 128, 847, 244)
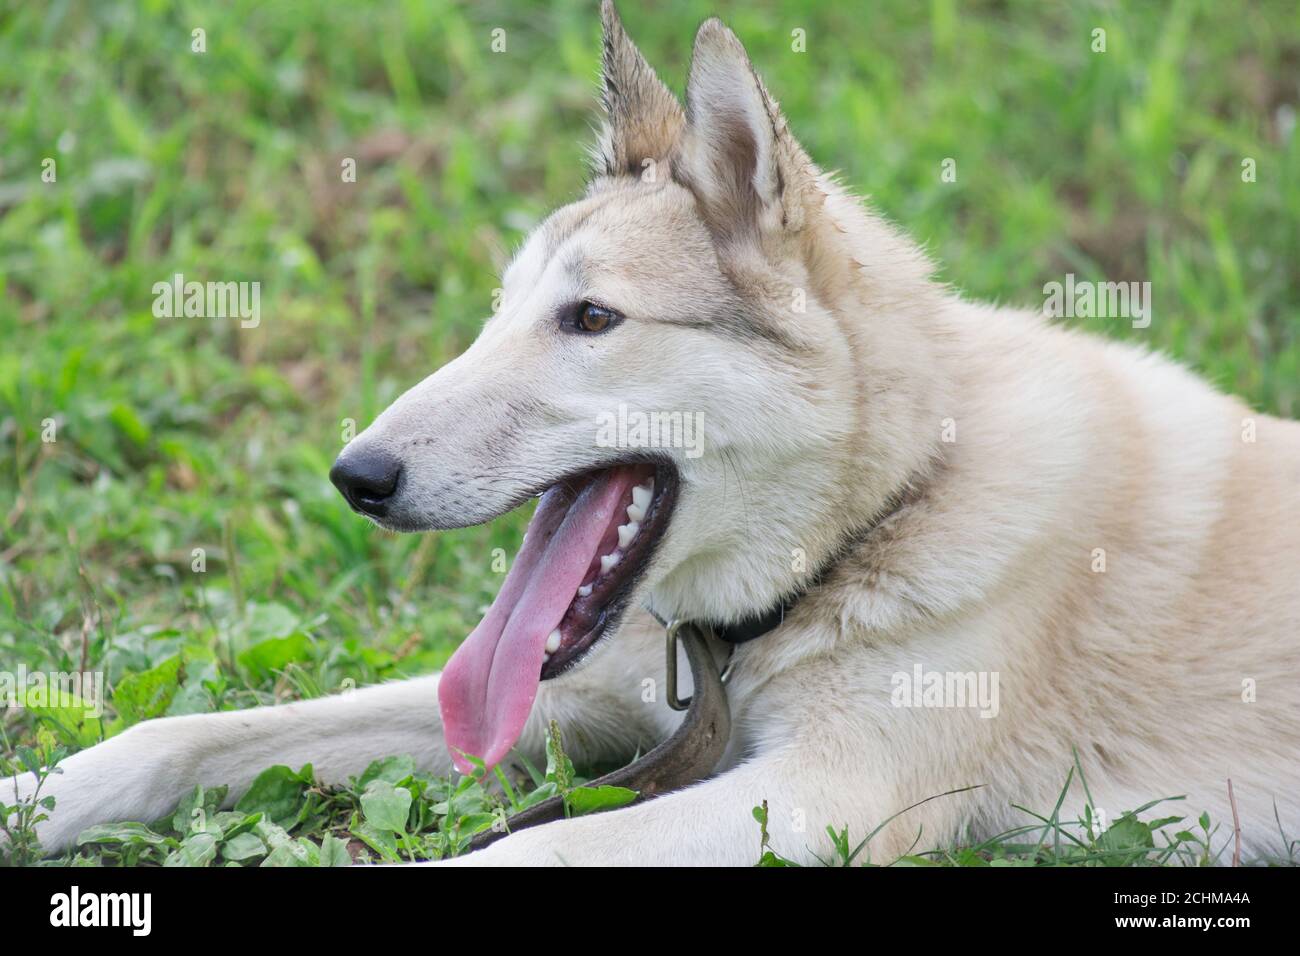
(16, 4, 1299, 866)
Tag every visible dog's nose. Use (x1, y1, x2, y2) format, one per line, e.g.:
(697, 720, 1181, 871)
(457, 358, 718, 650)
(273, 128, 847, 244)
(330, 448, 402, 517)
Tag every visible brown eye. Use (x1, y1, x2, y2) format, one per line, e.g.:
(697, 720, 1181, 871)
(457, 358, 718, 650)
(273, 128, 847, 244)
(574, 302, 617, 334)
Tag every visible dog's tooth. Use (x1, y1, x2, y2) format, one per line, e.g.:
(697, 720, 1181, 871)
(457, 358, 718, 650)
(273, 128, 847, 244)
(600, 551, 622, 575)
(546, 629, 562, 653)
(617, 522, 639, 549)
(577, 583, 593, 598)
(542, 651, 551, 664)
(632, 484, 652, 511)
(626, 502, 645, 524)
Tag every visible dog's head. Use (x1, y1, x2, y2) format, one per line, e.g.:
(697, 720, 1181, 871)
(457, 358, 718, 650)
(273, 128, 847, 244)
(331, 3, 939, 771)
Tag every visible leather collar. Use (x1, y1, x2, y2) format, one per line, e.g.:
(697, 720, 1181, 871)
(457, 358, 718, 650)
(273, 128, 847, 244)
(702, 478, 926, 645)
(709, 591, 801, 645)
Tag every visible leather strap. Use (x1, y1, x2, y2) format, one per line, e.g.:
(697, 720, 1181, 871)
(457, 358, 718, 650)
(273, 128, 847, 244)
(466, 621, 729, 853)
(709, 596, 796, 645)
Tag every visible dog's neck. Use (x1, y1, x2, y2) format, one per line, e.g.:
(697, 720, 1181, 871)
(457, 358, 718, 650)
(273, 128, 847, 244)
(648, 177, 955, 631)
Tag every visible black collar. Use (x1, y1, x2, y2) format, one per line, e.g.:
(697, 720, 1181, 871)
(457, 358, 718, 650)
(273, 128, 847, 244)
(645, 590, 803, 647)
(656, 543, 844, 646)
(690, 544, 839, 646)
(709, 593, 801, 644)
(675, 478, 928, 645)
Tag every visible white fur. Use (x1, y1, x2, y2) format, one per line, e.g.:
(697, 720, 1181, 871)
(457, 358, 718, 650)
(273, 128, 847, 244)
(16, 5, 1299, 866)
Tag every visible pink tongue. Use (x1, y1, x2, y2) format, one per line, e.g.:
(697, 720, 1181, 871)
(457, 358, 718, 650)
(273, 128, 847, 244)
(437, 469, 639, 774)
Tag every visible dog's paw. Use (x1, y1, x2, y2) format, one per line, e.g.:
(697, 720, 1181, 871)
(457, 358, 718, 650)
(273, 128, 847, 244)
(2, 764, 95, 857)
(2, 767, 71, 857)
(3, 725, 186, 858)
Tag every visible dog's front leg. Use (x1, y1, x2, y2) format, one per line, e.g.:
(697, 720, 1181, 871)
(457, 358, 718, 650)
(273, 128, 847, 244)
(7, 675, 448, 854)
(11, 633, 666, 856)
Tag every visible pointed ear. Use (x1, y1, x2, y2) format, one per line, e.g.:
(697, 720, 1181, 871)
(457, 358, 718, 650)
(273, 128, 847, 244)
(593, 1, 684, 179)
(676, 18, 809, 243)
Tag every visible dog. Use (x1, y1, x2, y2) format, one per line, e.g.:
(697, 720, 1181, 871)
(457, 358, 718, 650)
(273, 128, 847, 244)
(15, 2, 1300, 866)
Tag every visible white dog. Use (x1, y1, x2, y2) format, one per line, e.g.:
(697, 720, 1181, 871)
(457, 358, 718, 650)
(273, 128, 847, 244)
(17, 2, 1300, 866)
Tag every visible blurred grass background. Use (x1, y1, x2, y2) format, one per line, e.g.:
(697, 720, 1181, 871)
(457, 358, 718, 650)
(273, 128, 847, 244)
(1, 0, 1297, 747)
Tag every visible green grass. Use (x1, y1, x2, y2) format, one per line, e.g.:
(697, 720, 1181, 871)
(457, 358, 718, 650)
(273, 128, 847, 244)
(1, 0, 1298, 865)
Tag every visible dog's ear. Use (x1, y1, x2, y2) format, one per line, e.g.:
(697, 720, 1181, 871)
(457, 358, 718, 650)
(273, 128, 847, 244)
(676, 18, 810, 244)
(592, 1, 685, 179)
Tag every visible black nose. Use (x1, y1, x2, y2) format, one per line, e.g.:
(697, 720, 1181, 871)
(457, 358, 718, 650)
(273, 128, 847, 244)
(330, 448, 402, 517)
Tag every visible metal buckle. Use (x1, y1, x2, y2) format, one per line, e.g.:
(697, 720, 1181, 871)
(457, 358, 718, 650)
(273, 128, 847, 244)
(666, 619, 733, 711)
(665, 619, 691, 711)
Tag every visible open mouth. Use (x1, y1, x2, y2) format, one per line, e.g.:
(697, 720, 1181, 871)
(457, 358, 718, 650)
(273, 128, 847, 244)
(437, 460, 678, 774)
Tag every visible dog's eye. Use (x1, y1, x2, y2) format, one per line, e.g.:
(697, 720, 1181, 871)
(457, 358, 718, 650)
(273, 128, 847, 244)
(572, 302, 618, 334)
